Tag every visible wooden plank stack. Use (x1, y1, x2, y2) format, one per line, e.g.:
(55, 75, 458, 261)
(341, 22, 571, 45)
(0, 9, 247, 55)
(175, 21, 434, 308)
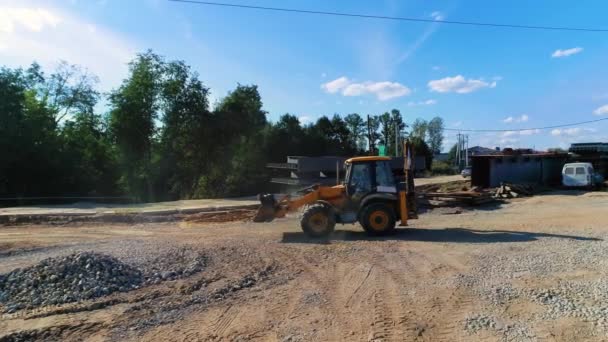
(494, 183, 535, 199)
(420, 191, 495, 206)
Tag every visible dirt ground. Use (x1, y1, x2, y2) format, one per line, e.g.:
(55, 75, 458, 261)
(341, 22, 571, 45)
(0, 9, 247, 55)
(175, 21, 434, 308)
(1, 189, 608, 341)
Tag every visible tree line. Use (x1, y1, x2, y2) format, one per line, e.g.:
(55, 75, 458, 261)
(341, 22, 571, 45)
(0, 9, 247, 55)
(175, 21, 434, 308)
(0, 51, 444, 202)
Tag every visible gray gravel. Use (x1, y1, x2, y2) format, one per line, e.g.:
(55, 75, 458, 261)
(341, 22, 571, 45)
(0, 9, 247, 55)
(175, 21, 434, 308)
(451, 228, 608, 340)
(0, 252, 142, 313)
(0, 244, 209, 314)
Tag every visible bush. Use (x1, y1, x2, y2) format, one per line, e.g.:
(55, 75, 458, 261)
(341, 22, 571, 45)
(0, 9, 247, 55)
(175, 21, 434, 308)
(431, 160, 457, 175)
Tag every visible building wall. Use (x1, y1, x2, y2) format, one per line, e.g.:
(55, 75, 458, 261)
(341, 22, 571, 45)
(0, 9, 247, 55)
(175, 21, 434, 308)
(541, 157, 569, 185)
(489, 157, 542, 187)
(477, 156, 567, 188)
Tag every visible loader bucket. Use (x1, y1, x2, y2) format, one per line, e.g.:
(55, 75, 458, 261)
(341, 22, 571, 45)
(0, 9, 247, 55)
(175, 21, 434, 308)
(253, 193, 278, 222)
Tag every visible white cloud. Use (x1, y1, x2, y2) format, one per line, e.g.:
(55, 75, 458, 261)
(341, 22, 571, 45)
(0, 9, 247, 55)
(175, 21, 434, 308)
(551, 47, 583, 58)
(321, 76, 350, 94)
(502, 129, 540, 137)
(519, 129, 540, 136)
(407, 99, 437, 106)
(500, 138, 519, 146)
(593, 104, 608, 116)
(430, 11, 444, 21)
(0, 5, 136, 91)
(452, 121, 462, 127)
(0, 7, 62, 33)
(298, 115, 317, 125)
(428, 75, 497, 94)
(502, 114, 529, 123)
(551, 127, 596, 136)
(321, 76, 411, 101)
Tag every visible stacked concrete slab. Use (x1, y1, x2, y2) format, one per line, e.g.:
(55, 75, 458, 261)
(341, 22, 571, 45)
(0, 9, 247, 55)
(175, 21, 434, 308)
(267, 155, 426, 188)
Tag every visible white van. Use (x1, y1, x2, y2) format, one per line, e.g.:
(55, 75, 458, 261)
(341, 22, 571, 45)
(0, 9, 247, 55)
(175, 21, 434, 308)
(562, 162, 596, 187)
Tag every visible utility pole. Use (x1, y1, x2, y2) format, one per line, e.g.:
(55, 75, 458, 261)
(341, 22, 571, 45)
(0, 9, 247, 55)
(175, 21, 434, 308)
(465, 135, 469, 167)
(367, 114, 372, 155)
(455, 133, 461, 169)
(394, 123, 399, 157)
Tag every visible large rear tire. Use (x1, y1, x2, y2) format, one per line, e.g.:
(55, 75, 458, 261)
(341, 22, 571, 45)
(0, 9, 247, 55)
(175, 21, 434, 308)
(301, 204, 335, 238)
(360, 203, 396, 236)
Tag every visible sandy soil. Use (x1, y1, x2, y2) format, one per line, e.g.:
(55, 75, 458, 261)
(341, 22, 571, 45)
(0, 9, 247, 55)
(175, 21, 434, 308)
(1, 189, 607, 341)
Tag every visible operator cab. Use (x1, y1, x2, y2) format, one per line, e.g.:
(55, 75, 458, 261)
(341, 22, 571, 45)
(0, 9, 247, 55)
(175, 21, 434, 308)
(344, 156, 397, 199)
(343, 156, 401, 222)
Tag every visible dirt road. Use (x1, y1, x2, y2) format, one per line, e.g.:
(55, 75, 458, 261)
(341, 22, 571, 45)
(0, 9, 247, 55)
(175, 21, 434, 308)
(1, 190, 608, 341)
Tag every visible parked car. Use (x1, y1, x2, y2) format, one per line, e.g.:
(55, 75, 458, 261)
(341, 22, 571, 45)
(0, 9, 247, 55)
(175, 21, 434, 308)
(562, 162, 604, 188)
(461, 166, 472, 178)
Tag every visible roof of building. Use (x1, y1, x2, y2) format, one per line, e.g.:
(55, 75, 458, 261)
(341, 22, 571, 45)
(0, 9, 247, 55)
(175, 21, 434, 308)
(345, 156, 392, 163)
(468, 146, 500, 155)
(471, 152, 568, 159)
(570, 142, 608, 153)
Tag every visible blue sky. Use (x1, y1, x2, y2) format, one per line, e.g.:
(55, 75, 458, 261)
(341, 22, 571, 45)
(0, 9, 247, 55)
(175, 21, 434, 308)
(2, 0, 608, 151)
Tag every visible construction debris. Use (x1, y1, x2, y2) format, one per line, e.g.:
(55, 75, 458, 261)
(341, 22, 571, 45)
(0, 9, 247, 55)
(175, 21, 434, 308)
(420, 191, 495, 206)
(494, 183, 535, 199)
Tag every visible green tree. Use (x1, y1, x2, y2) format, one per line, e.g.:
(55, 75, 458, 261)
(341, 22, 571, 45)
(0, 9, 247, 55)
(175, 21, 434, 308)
(378, 112, 391, 147)
(159, 60, 212, 199)
(427, 116, 445, 154)
(109, 51, 164, 201)
(344, 113, 366, 152)
(195, 84, 268, 197)
(28, 61, 100, 125)
(388, 109, 406, 156)
(365, 115, 381, 154)
(410, 137, 433, 171)
(265, 114, 306, 161)
(447, 143, 458, 164)
(60, 112, 119, 195)
(410, 118, 428, 140)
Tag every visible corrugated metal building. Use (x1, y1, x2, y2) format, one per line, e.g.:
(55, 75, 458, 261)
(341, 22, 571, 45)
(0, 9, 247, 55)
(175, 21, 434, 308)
(471, 152, 568, 188)
(569, 142, 608, 177)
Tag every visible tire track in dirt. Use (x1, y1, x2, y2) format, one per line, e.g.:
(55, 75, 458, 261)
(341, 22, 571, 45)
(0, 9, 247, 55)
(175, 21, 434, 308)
(370, 246, 475, 342)
(210, 305, 239, 337)
(363, 246, 413, 342)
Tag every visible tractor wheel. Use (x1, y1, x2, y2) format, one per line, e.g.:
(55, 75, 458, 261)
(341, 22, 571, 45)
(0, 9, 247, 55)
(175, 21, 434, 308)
(301, 204, 335, 238)
(360, 203, 396, 236)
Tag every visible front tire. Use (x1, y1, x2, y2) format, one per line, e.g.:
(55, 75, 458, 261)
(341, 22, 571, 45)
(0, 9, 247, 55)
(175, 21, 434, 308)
(301, 204, 335, 238)
(360, 203, 396, 236)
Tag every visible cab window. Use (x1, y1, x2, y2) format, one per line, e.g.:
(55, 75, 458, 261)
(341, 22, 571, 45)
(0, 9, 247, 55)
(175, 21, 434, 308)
(575, 167, 585, 175)
(375, 161, 396, 187)
(564, 168, 574, 175)
(349, 163, 372, 193)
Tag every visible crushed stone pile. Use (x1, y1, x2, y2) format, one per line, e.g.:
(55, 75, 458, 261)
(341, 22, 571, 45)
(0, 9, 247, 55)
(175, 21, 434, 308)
(142, 248, 208, 284)
(0, 252, 143, 313)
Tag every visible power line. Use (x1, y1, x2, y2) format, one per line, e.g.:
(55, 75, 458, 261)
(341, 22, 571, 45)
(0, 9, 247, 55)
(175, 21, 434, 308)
(168, 0, 608, 33)
(444, 117, 608, 132)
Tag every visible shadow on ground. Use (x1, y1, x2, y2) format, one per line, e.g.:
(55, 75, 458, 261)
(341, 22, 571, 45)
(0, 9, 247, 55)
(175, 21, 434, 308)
(281, 227, 601, 245)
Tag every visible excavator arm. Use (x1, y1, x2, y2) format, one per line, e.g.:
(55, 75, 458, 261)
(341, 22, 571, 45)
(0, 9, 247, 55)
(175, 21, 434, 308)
(253, 185, 346, 222)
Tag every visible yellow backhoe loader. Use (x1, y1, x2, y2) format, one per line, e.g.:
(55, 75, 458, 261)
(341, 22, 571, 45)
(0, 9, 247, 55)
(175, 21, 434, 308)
(253, 143, 417, 237)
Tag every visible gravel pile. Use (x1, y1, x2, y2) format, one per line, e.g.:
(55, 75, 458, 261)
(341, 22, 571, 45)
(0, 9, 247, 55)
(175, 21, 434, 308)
(449, 232, 608, 338)
(528, 281, 608, 331)
(141, 248, 207, 284)
(0, 252, 143, 313)
(464, 314, 535, 340)
(464, 314, 498, 333)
